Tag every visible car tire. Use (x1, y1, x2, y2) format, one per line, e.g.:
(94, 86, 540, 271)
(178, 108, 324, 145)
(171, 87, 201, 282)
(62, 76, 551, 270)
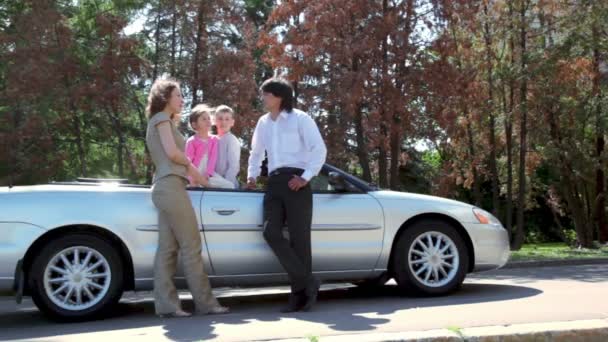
(392, 219, 469, 296)
(28, 233, 124, 321)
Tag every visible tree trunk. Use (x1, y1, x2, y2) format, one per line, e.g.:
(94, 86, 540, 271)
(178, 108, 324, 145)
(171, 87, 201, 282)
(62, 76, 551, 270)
(106, 107, 125, 178)
(389, 124, 401, 190)
(378, 140, 389, 188)
(546, 107, 594, 248)
(504, 0, 516, 243)
(152, 1, 162, 82)
(111, 104, 140, 179)
(561, 174, 594, 247)
(8, 108, 22, 185)
(513, 0, 529, 250)
(191, 1, 207, 106)
(64, 74, 86, 177)
(503, 81, 514, 241)
(378, 0, 389, 189)
(130, 85, 153, 183)
(484, 1, 500, 217)
(389, 0, 414, 190)
(170, 2, 177, 76)
(354, 103, 372, 182)
(72, 113, 87, 177)
(592, 21, 607, 242)
(349, 55, 372, 181)
(293, 79, 299, 106)
(466, 113, 482, 207)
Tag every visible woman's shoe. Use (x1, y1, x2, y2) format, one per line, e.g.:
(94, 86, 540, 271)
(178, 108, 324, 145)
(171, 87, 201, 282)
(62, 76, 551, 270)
(158, 309, 192, 318)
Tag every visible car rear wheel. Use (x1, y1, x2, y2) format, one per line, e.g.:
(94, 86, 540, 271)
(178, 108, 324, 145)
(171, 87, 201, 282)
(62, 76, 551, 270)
(392, 220, 469, 295)
(28, 234, 124, 321)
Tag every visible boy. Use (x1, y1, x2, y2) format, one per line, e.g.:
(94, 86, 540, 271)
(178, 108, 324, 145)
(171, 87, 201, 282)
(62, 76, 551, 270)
(214, 105, 241, 188)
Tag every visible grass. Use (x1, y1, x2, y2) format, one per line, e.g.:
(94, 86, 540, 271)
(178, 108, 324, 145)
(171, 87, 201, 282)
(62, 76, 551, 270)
(510, 242, 608, 262)
(446, 325, 466, 340)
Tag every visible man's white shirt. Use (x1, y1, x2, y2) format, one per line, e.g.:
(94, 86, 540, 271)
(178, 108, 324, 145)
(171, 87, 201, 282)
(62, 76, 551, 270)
(247, 109, 327, 182)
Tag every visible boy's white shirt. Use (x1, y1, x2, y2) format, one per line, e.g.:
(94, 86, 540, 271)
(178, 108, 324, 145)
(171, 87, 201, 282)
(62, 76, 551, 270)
(247, 108, 327, 182)
(197, 149, 235, 189)
(215, 131, 241, 188)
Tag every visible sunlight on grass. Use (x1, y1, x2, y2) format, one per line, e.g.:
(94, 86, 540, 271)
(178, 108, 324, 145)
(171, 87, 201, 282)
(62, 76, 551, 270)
(446, 325, 466, 339)
(510, 243, 608, 261)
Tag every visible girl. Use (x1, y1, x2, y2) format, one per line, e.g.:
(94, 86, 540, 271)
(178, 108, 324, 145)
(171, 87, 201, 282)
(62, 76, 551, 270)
(186, 104, 235, 189)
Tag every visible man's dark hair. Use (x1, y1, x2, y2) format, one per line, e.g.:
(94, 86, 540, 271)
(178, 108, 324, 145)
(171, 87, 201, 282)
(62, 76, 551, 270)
(260, 78, 294, 112)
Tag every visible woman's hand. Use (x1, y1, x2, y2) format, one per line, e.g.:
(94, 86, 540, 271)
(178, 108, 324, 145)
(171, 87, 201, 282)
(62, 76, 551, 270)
(197, 175, 209, 187)
(187, 164, 209, 187)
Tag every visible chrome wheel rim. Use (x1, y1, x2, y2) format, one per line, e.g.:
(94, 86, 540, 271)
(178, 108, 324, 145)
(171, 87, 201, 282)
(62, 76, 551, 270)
(43, 246, 111, 311)
(408, 231, 459, 288)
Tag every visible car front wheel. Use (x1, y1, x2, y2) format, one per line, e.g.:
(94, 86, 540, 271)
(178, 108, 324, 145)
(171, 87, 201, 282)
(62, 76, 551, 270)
(392, 220, 469, 295)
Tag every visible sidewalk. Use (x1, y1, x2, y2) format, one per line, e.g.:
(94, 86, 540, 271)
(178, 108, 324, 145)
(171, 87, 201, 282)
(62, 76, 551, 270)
(272, 319, 608, 342)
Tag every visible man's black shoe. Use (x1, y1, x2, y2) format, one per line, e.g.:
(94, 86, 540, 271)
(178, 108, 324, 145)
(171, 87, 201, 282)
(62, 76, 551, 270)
(280, 291, 306, 313)
(301, 277, 321, 312)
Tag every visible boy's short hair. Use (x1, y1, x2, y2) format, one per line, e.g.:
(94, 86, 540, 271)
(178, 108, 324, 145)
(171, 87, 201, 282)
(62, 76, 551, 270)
(214, 105, 235, 118)
(189, 104, 214, 128)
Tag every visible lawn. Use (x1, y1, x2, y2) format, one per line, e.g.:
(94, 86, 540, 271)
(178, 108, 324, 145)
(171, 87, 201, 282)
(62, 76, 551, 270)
(510, 242, 608, 262)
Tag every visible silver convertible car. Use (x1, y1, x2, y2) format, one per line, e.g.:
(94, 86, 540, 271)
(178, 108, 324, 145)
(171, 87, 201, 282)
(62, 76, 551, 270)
(0, 164, 509, 320)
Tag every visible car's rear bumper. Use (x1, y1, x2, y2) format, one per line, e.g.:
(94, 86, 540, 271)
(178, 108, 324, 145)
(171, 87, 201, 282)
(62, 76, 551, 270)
(463, 222, 510, 272)
(0, 222, 46, 294)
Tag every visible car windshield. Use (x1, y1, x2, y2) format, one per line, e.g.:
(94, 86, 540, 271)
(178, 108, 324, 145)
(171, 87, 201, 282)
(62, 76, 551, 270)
(325, 164, 379, 191)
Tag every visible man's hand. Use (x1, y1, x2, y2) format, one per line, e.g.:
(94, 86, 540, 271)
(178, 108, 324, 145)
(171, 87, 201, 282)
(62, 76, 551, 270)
(246, 177, 257, 189)
(288, 175, 308, 191)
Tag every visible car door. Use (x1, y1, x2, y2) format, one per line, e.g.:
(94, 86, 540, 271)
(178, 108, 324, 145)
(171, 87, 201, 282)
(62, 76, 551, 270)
(307, 169, 385, 271)
(200, 167, 385, 276)
(134, 189, 214, 285)
(199, 189, 277, 275)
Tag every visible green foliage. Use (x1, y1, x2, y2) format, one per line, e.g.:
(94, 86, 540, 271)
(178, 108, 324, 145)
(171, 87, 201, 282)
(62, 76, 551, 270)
(1, 0, 608, 248)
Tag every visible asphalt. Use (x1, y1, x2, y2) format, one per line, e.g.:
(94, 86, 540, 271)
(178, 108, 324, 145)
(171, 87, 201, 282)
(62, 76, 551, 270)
(0, 262, 607, 341)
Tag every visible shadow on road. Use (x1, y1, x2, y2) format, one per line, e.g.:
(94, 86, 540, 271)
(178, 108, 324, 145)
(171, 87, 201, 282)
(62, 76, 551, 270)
(0, 282, 542, 341)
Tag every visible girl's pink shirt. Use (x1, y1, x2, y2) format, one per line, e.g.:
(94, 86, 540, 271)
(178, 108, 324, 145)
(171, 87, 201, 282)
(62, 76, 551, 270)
(185, 134, 219, 177)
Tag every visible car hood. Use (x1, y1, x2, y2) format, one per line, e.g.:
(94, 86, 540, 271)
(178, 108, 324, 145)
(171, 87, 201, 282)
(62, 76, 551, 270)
(369, 190, 475, 209)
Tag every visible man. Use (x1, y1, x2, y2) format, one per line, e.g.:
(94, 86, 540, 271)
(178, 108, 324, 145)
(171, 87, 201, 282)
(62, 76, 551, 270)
(247, 78, 327, 312)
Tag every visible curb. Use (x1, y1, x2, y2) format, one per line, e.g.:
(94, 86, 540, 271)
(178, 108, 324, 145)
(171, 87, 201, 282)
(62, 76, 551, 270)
(269, 319, 608, 342)
(505, 258, 608, 269)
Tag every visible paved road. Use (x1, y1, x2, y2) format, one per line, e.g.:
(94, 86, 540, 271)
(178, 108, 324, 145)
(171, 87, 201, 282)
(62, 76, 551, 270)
(0, 264, 607, 341)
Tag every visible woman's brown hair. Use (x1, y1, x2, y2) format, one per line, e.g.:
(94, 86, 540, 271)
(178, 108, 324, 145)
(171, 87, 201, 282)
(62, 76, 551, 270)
(146, 78, 180, 119)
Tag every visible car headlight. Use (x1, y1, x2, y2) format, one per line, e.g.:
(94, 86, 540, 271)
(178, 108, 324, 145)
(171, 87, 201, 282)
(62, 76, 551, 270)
(472, 208, 502, 226)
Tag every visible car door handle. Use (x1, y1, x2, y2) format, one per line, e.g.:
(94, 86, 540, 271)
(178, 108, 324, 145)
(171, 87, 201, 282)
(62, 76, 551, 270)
(212, 207, 239, 216)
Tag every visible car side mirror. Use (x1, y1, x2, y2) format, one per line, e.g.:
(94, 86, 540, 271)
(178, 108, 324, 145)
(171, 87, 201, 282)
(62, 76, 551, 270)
(328, 171, 347, 192)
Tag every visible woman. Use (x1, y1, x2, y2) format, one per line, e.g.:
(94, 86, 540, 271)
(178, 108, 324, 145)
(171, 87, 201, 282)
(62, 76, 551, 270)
(145, 78, 229, 318)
